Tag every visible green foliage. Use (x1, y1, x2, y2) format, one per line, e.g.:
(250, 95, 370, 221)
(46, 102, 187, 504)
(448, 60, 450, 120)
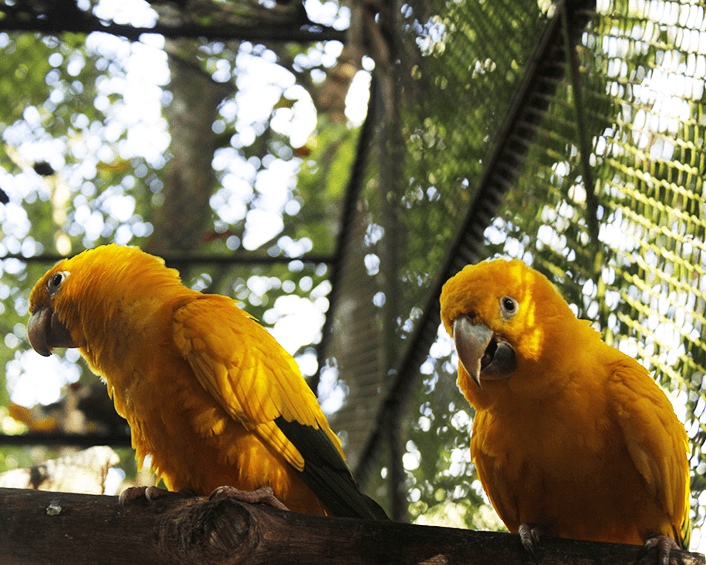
(289, 118, 357, 255)
(405, 361, 482, 526)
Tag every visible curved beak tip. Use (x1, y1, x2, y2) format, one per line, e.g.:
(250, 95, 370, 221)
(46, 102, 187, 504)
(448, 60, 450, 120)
(28, 309, 50, 356)
(28, 307, 77, 357)
(27, 308, 46, 357)
(452, 316, 492, 390)
(471, 373, 483, 390)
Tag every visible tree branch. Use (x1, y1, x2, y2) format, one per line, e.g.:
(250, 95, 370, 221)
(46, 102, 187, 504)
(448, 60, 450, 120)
(0, 19, 346, 43)
(0, 253, 334, 266)
(0, 487, 703, 565)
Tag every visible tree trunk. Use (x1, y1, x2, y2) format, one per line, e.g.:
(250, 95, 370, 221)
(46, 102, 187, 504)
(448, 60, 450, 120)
(147, 39, 234, 265)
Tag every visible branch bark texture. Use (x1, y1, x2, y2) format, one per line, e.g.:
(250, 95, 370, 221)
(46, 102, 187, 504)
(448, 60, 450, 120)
(0, 487, 703, 565)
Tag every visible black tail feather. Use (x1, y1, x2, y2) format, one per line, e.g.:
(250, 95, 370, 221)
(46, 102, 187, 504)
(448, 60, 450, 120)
(275, 416, 388, 520)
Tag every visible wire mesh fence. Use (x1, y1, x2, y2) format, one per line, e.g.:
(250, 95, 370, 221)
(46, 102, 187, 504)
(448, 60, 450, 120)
(319, 0, 706, 529)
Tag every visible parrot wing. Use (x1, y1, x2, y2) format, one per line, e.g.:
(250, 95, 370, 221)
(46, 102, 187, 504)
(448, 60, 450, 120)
(608, 366, 691, 547)
(172, 294, 379, 519)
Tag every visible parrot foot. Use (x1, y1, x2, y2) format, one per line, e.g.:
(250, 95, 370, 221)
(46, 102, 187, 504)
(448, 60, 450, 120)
(118, 486, 194, 507)
(209, 485, 289, 511)
(518, 523, 542, 562)
(641, 534, 680, 565)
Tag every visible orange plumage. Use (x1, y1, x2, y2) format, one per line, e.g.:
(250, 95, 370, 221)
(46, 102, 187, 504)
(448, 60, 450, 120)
(440, 258, 690, 552)
(27, 244, 379, 518)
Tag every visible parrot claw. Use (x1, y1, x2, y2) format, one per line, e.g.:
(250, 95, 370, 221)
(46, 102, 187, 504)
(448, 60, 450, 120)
(641, 534, 680, 565)
(119, 485, 170, 507)
(518, 523, 541, 562)
(209, 485, 289, 511)
(118, 486, 194, 507)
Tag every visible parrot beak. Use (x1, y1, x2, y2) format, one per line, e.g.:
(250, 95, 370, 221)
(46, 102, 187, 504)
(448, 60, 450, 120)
(452, 315, 516, 389)
(28, 306, 79, 356)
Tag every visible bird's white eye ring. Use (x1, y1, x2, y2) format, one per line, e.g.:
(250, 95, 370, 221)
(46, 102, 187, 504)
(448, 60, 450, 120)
(47, 271, 70, 295)
(500, 296, 518, 318)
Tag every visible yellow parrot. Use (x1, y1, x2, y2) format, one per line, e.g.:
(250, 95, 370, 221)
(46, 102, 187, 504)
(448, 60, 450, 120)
(27, 244, 381, 519)
(440, 258, 690, 563)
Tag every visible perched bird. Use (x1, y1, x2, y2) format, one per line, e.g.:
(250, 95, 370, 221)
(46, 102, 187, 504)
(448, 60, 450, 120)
(440, 258, 690, 563)
(28, 244, 381, 519)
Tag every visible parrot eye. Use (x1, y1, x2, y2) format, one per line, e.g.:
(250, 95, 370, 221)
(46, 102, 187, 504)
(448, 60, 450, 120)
(500, 296, 518, 319)
(47, 271, 69, 295)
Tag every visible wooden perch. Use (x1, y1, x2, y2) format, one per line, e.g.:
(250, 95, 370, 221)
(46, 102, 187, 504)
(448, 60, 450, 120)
(0, 487, 703, 565)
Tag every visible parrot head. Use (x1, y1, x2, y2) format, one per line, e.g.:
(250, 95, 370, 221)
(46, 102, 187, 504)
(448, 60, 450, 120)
(28, 244, 182, 358)
(440, 258, 585, 401)
(28, 259, 84, 356)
